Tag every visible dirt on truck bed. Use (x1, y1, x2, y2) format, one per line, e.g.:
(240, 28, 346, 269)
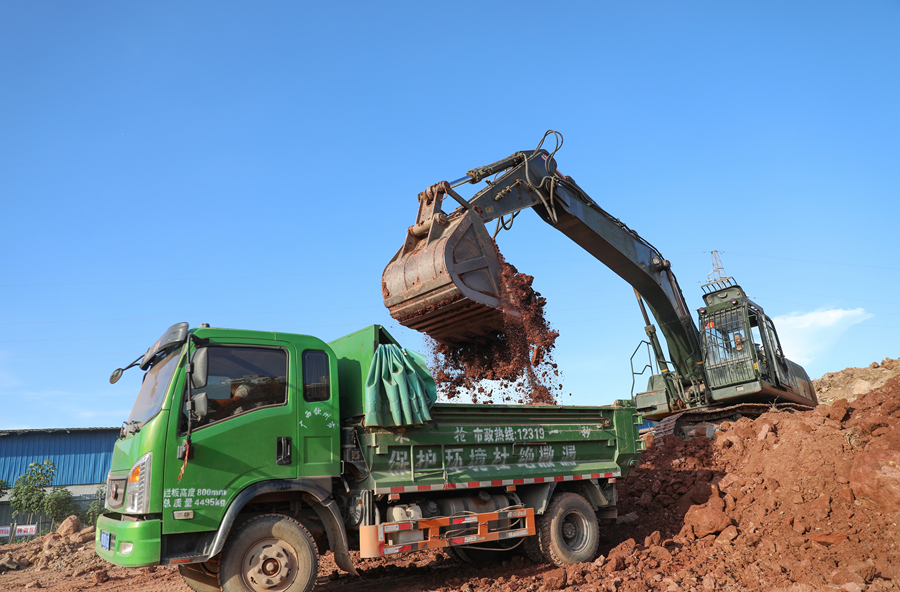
(3, 363, 899, 592)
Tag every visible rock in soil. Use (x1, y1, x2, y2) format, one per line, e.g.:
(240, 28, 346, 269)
(55, 515, 82, 537)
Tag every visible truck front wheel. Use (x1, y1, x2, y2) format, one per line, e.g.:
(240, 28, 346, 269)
(535, 492, 599, 566)
(219, 514, 318, 592)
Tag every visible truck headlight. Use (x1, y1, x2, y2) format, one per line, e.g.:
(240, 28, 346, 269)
(125, 452, 152, 514)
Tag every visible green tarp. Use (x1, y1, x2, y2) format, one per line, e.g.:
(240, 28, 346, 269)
(364, 344, 436, 427)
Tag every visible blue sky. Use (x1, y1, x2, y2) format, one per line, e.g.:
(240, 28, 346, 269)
(2, 2, 898, 429)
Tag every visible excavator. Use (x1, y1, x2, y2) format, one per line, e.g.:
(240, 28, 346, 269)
(381, 131, 817, 438)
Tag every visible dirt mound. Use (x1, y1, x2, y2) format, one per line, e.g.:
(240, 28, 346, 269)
(1, 526, 97, 575)
(0, 516, 185, 591)
(535, 374, 900, 592)
(429, 259, 560, 405)
(814, 356, 900, 404)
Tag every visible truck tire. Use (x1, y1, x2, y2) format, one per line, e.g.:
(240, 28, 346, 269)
(536, 492, 599, 566)
(219, 514, 318, 592)
(179, 562, 221, 592)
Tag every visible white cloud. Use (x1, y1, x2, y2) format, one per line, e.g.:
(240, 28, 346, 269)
(772, 308, 872, 365)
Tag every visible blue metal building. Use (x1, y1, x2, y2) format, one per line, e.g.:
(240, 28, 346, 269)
(0, 427, 120, 486)
(1, 427, 120, 533)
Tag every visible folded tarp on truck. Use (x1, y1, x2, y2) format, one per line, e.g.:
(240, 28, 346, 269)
(364, 344, 436, 427)
(328, 325, 437, 427)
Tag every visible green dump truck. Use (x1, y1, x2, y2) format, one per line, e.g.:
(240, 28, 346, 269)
(95, 322, 644, 592)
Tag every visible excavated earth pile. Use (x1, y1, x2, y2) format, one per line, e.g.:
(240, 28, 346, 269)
(814, 357, 900, 404)
(597, 374, 900, 592)
(429, 260, 560, 405)
(0, 515, 184, 591)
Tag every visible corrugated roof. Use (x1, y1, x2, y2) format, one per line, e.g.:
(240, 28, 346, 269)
(0, 428, 120, 486)
(0, 427, 119, 435)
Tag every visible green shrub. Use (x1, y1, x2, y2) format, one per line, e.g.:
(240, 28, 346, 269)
(10, 460, 57, 527)
(85, 485, 108, 526)
(44, 486, 80, 530)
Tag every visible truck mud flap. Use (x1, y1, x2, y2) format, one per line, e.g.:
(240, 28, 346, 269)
(359, 507, 534, 558)
(307, 496, 358, 576)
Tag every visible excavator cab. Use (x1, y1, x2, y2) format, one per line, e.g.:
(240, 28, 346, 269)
(697, 281, 817, 405)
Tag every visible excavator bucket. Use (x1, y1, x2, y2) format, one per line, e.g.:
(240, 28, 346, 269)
(382, 182, 505, 345)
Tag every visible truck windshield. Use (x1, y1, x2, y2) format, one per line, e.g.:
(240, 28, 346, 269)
(127, 348, 182, 427)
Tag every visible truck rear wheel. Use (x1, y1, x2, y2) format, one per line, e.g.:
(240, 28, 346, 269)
(535, 492, 599, 566)
(179, 562, 221, 592)
(219, 514, 318, 592)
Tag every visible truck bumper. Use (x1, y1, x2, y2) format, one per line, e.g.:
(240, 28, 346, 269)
(94, 514, 161, 567)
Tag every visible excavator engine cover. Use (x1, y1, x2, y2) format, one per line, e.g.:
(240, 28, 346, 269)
(382, 184, 505, 345)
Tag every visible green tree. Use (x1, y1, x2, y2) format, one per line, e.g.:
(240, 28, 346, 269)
(44, 486, 80, 530)
(0, 479, 8, 500)
(85, 484, 108, 526)
(9, 459, 57, 527)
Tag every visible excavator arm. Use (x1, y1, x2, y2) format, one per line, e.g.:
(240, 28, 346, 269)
(382, 142, 704, 387)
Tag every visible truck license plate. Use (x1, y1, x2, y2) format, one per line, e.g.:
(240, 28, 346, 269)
(100, 530, 111, 551)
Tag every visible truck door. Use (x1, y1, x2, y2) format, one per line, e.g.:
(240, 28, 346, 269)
(295, 348, 340, 478)
(162, 340, 298, 535)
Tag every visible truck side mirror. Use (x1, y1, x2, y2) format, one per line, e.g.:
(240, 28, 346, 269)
(192, 392, 208, 418)
(191, 348, 208, 389)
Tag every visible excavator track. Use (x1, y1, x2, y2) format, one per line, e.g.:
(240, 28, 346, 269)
(652, 401, 816, 440)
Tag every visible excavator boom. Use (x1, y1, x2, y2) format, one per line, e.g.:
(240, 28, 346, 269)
(382, 145, 703, 384)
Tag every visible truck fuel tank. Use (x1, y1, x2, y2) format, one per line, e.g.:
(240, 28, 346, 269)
(433, 493, 513, 517)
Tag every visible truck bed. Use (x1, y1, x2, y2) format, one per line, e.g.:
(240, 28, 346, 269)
(351, 401, 643, 494)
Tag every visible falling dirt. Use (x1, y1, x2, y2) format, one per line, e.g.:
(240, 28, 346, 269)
(428, 259, 560, 405)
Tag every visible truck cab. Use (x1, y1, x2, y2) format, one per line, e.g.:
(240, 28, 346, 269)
(95, 323, 344, 571)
